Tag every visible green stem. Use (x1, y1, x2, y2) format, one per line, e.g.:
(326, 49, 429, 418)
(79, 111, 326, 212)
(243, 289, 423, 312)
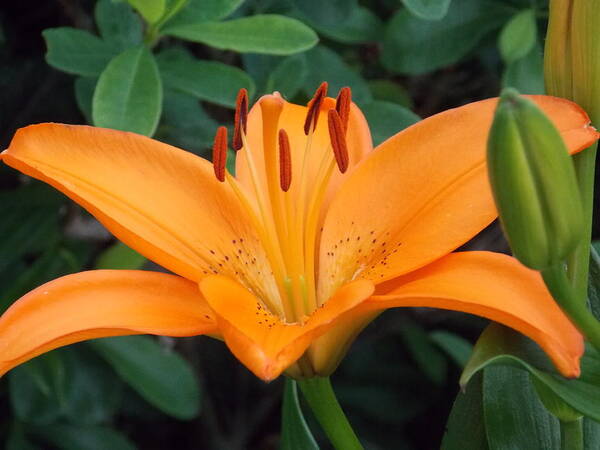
(297, 377, 363, 450)
(567, 143, 598, 304)
(560, 418, 583, 450)
(542, 265, 600, 351)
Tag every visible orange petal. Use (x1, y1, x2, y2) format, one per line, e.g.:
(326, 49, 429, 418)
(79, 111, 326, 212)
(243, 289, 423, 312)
(366, 251, 584, 377)
(2, 124, 272, 291)
(236, 96, 372, 207)
(0, 270, 218, 376)
(318, 96, 598, 301)
(199, 275, 374, 381)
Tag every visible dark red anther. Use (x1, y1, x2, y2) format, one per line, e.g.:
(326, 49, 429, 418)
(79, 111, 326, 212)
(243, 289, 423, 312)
(278, 129, 292, 192)
(335, 87, 351, 134)
(303, 82, 328, 135)
(233, 88, 248, 151)
(212, 126, 228, 182)
(327, 109, 349, 174)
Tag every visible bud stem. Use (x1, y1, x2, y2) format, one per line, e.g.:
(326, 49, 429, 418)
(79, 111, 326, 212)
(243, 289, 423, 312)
(567, 143, 598, 305)
(560, 418, 583, 450)
(541, 264, 600, 352)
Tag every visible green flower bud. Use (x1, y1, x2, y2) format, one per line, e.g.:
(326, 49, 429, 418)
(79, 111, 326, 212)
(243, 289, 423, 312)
(487, 89, 584, 270)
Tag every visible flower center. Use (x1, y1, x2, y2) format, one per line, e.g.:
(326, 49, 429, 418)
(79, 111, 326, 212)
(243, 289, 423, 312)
(210, 85, 351, 323)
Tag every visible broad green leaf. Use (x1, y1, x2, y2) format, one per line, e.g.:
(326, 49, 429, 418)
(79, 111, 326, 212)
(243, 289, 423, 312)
(95, 241, 146, 270)
(441, 373, 488, 450)
(0, 185, 62, 275)
(162, 0, 243, 27)
(585, 418, 600, 449)
(74, 77, 96, 123)
(461, 324, 600, 422)
(368, 79, 412, 108)
(502, 42, 544, 94)
(306, 6, 382, 44)
(589, 241, 600, 320)
(9, 352, 66, 425)
(361, 101, 419, 146)
(32, 424, 136, 450)
(43, 28, 118, 77)
(266, 54, 308, 99)
(483, 365, 560, 449)
(303, 45, 372, 105)
(95, 0, 143, 50)
(291, 0, 356, 28)
(61, 347, 124, 425)
(281, 379, 319, 450)
(90, 335, 200, 419)
(93, 46, 162, 136)
(157, 90, 218, 154)
(382, 0, 509, 75)
(402, 0, 452, 21)
(498, 9, 536, 64)
(127, 0, 166, 24)
(242, 53, 280, 93)
(164, 15, 318, 55)
(157, 48, 255, 107)
(430, 330, 474, 368)
(0, 246, 78, 312)
(398, 319, 447, 385)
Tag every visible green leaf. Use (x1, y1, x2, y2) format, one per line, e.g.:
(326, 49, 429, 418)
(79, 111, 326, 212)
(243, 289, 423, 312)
(402, 0, 452, 21)
(93, 46, 162, 136)
(498, 9, 536, 64)
(309, 7, 382, 44)
(157, 90, 218, 154)
(502, 42, 544, 94)
(483, 365, 560, 449)
(0, 185, 62, 275)
(74, 77, 96, 123)
(162, 0, 243, 27)
(368, 79, 412, 108)
(0, 246, 79, 312)
(266, 54, 308, 99)
(61, 347, 124, 425)
(43, 28, 118, 77)
(441, 373, 488, 450)
(95, 0, 143, 50)
(281, 379, 319, 450)
(303, 45, 372, 105)
(164, 15, 318, 55)
(32, 424, 136, 450)
(157, 48, 255, 107)
(430, 330, 474, 368)
(585, 418, 600, 450)
(9, 352, 66, 425)
(361, 101, 420, 146)
(95, 242, 146, 270)
(461, 324, 600, 422)
(382, 0, 508, 75)
(90, 335, 200, 419)
(398, 319, 447, 385)
(589, 241, 600, 320)
(291, 0, 356, 28)
(127, 0, 166, 24)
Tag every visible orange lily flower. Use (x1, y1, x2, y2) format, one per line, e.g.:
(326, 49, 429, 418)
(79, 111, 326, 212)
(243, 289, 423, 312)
(0, 86, 596, 381)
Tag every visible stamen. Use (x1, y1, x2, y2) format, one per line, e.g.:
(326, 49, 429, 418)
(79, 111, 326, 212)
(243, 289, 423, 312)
(233, 88, 248, 151)
(212, 126, 228, 182)
(278, 129, 292, 192)
(327, 109, 349, 173)
(335, 87, 351, 134)
(303, 82, 328, 135)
